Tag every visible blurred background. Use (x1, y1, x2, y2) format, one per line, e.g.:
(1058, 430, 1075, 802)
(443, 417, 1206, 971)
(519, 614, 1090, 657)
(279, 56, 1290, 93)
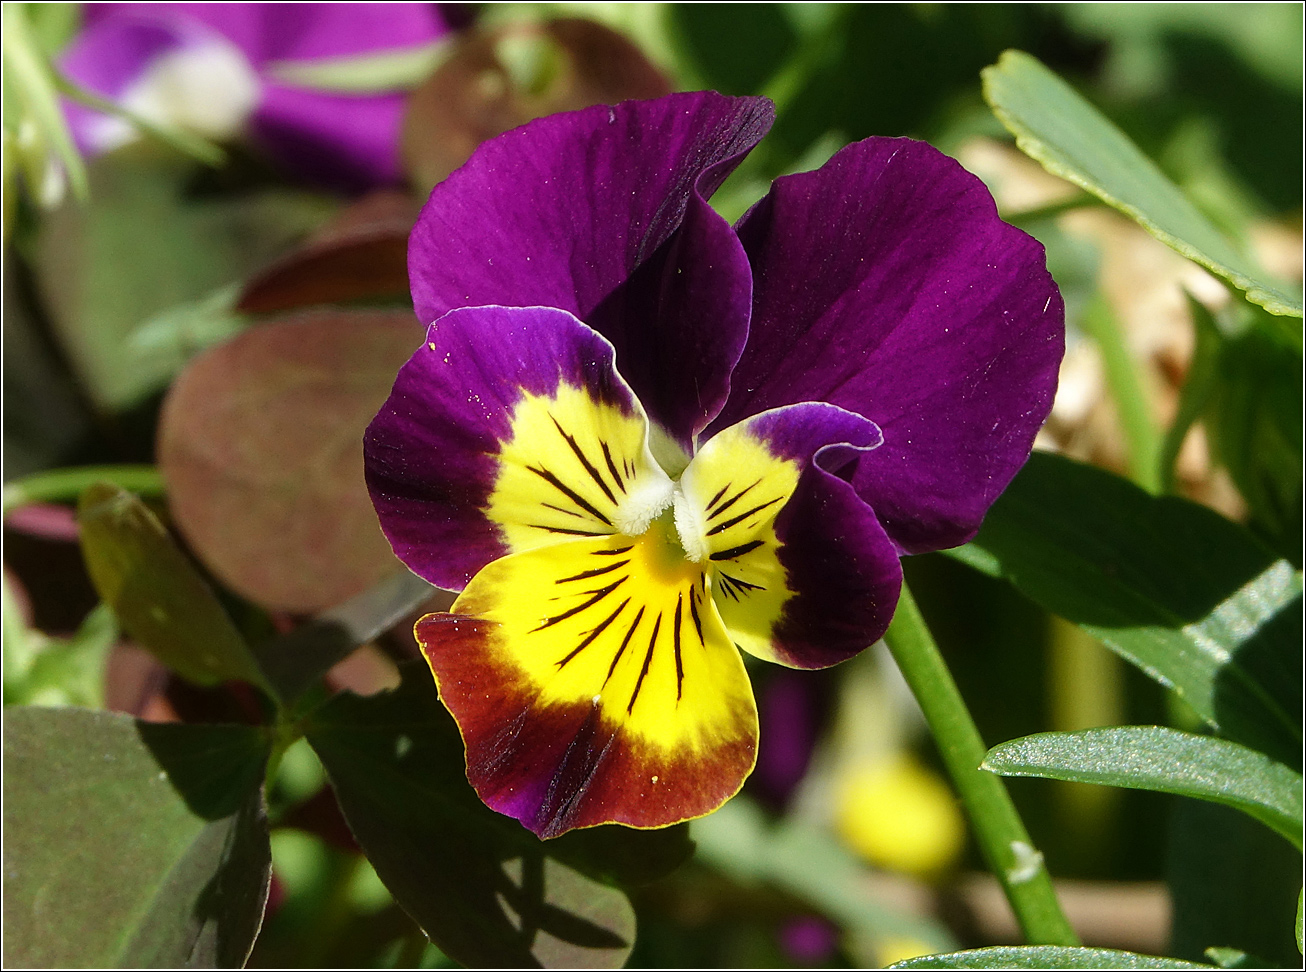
(4, 3, 1302, 968)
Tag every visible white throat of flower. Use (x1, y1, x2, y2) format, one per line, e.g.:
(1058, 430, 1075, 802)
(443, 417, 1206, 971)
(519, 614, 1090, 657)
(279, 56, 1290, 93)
(87, 38, 260, 153)
(611, 423, 710, 562)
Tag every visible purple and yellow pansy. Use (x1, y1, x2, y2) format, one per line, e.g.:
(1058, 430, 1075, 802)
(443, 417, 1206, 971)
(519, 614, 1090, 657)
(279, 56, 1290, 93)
(364, 92, 1063, 838)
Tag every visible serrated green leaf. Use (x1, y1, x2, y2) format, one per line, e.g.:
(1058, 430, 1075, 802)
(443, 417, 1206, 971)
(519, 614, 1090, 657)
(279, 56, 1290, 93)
(889, 945, 1216, 969)
(77, 482, 272, 695)
(946, 453, 1301, 765)
(982, 50, 1301, 318)
(983, 727, 1302, 849)
(2, 708, 271, 967)
(306, 662, 693, 968)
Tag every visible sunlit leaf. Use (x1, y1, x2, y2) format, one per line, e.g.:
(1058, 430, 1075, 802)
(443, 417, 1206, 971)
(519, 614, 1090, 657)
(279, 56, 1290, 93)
(983, 727, 1303, 849)
(157, 309, 421, 613)
(947, 453, 1301, 765)
(78, 482, 271, 694)
(982, 50, 1301, 318)
(890, 945, 1215, 969)
(2, 707, 271, 967)
(306, 662, 693, 968)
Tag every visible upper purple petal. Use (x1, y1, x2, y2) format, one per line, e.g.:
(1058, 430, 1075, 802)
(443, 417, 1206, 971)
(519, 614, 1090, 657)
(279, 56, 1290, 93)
(253, 84, 407, 190)
(364, 304, 643, 591)
(712, 137, 1064, 554)
(83, 3, 447, 66)
(407, 92, 774, 450)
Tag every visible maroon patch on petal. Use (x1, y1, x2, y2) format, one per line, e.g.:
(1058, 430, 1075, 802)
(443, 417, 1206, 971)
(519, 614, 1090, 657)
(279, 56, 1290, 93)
(418, 613, 756, 838)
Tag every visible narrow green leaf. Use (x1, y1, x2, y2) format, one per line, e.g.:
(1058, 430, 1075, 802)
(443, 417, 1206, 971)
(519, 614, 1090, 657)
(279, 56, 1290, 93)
(77, 482, 272, 695)
(1080, 292, 1162, 493)
(1296, 888, 1303, 954)
(265, 38, 453, 93)
(2, 3, 87, 201)
(982, 50, 1301, 318)
(2, 708, 271, 968)
(306, 662, 692, 968)
(890, 945, 1215, 969)
(983, 727, 1303, 849)
(946, 453, 1301, 764)
(1160, 294, 1224, 493)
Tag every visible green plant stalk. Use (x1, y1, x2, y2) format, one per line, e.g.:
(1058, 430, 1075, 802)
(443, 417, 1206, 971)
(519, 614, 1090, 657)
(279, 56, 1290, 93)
(884, 581, 1080, 946)
(3, 464, 165, 515)
(1081, 292, 1163, 494)
(54, 73, 227, 167)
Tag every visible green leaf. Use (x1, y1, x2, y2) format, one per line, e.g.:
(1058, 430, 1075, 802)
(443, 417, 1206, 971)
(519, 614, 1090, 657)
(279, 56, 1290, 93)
(1160, 294, 1225, 493)
(981, 50, 1302, 318)
(1169, 800, 1302, 965)
(983, 727, 1303, 849)
(1296, 888, 1303, 954)
(77, 482, 272, 695)
(34, 151, 332, 410)
(2, 707, 271, 967)
(947, 453, 1301, 764)
(1203, 305, 1303, 562)
(889, 945, 1215, 969)
(2, 3, 87, 201)
(265, 38, 454, 93)
(306, 662, 692, 968)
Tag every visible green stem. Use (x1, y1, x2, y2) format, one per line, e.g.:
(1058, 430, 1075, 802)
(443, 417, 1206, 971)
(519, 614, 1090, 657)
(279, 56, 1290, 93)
(54, 72, 227, 167)
(3, 464, 165, 515)
(1081, 293, 1163, 494)
(884, 581, 1079, 946)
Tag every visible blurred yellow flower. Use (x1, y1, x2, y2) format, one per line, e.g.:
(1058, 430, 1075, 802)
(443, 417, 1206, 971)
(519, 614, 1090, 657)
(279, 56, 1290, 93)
(835, 755, 965, 876)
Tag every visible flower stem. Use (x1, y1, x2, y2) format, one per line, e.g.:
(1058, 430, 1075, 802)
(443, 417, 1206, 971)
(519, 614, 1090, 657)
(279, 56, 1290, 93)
(884, 580, 1079, 946)
(2, 464, 165, 516)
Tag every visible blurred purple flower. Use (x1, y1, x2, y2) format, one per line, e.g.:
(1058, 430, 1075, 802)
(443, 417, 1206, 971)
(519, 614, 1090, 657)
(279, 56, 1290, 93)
(60, 3, 449, 189)
(363, 92, 1063, 837)
(779, 915, 839, 964)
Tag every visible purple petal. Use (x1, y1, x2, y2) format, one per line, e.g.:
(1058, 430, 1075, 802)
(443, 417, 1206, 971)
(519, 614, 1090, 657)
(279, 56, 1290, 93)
(364, 304, 651, 591)
(84, 4, 447, 66)
(407, 92, 774, 450)
(684, 403, 901, 670)
(713, 137, 1064, 554)
(252, 84, 407, 190)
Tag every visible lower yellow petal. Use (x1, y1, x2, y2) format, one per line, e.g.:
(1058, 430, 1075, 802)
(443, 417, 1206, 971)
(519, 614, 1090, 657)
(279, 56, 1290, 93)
(417, 522, 758, 837)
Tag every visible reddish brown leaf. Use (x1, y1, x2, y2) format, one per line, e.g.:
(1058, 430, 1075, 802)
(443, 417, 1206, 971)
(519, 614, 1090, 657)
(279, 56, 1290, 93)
(237, 190, 421, 315)
(158, 309, 422, 613)
(402, 17, 671, 192)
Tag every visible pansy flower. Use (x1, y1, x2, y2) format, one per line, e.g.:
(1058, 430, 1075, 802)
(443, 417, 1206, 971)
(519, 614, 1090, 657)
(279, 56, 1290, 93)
(364, 92, 1062, 838)
(60, 3, 449, 189)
